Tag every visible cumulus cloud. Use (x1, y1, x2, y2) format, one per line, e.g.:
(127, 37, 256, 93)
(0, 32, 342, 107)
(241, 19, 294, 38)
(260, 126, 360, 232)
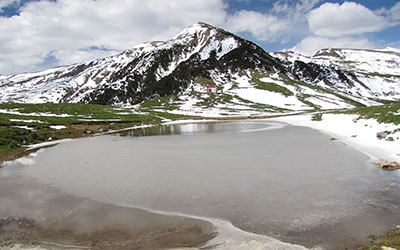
(224, 0, 321, 43)
(292, 1, 400, 55)
(307, 2, 387, 38)
(293, 36, 374, 55)
(0, 0, 19, 11)
(0, 0, 397, 74)
(389, 2, 400, 21)
(225, 10, 288, 41)
(0, 0, 227, 74)
(378, 2, 400, 23)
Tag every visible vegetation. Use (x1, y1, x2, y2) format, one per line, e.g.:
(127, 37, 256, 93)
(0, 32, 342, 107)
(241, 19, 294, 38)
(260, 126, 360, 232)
(311, 113, 323, 121)
(0, 102, 190, 162)
(349, 227, 400, 250)
(297, 94, 320, 110)
(0, 103, 160, 125)
(340, 102, 400, 124)
(284, 78, 366, 108)
(140, 96, 182, 111)
(252, 72, 294, 97)
(362, 72, 400, 78)
(195, 77, 216, 86)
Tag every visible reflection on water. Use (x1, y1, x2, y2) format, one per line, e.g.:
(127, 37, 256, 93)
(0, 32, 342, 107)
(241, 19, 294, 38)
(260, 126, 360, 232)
(117, 121, 278, 137)
(4, 121, 400, 249)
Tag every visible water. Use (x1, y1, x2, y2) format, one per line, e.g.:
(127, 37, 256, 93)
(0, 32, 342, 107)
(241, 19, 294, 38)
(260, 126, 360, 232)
(3, 121, 400, 249)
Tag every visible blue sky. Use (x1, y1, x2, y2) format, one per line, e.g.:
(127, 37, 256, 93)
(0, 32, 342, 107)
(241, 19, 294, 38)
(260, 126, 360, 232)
(0, 0, 399, 75)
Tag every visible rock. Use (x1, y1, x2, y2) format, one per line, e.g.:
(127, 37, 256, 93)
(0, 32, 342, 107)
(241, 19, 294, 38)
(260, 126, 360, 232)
(377, 131, 389, 139)
(381, 246, 396, 250)
(330, 137, 337, 141)
(376, 161, 400, 170)
(386, 137, 394, 142)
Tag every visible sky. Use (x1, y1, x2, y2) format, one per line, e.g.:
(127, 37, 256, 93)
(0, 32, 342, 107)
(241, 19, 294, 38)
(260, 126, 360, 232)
(0, 0, 399, 75)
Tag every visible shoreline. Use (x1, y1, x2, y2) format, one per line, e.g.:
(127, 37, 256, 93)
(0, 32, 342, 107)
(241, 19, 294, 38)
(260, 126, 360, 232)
(268, 113, 400, 163)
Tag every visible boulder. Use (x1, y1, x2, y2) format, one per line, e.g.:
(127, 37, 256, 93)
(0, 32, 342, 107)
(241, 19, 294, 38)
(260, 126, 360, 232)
(376, 161, 400, 170)
(382, 247, 396, 250)
(386, 137, 394, 142)
(377, 131, 389, 139)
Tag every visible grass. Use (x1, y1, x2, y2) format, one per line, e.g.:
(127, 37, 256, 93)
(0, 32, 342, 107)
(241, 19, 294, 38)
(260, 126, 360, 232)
(348, 227, 400, 250)
(340, 102, 400, 124)
(191, 91, 287, 112)
(0, 103, 160, 125)
(311, 113, 323, 121)
(362, 72, 400, 78)
(0, 102, 191, 162)
(298, 94, 320, 110)
(140, 96, 182, 111)
(284, 78, 366, 108)
(195, 77, 216, 86)
(251, 72, 294, 97)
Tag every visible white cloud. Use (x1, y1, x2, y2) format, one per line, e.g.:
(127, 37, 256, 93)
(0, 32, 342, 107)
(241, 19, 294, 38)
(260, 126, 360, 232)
(225, 0, 322, 43)
(0, 0, 327, 75)
(0, 0, 228, 74)
(0, 0, 18, 11)
(225, 10, 288, 41)
(378, 2, 400, 23)
(307, 2, 387, 38)
(292, 1, 400, 55)
(0, 0, 397, 75)
(293, 36, 374, 55)
(389, 2, 400, 21)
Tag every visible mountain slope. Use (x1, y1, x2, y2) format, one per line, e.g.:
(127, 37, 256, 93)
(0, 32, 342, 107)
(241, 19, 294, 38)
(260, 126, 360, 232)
(273, 48, 400, 104)
(1, 23, 399, 116)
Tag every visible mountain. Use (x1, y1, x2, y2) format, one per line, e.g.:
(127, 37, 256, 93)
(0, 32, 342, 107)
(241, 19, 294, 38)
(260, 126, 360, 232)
(1, 23, 399, 115)
(272, 48, 400, 104)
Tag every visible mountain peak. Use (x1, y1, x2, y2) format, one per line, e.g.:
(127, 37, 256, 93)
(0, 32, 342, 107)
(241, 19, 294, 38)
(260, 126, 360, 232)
(171, 22, 228, 42)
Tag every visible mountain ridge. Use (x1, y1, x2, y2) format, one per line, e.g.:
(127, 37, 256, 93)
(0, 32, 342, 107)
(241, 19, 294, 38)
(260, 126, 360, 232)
(1, 22, 399, 116)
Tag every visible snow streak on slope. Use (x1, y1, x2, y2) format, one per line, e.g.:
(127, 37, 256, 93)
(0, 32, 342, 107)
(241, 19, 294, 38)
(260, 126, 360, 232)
(272, 48, 400, 103)
(1, 22, 399, 113)
(0, 23, 238, 104)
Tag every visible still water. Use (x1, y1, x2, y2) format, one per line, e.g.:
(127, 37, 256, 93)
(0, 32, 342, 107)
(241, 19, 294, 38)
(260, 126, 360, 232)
(3, 121, 400, 249)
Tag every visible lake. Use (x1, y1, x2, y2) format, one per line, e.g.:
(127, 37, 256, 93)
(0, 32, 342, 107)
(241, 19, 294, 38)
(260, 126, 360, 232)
(1, 120, 400, 249)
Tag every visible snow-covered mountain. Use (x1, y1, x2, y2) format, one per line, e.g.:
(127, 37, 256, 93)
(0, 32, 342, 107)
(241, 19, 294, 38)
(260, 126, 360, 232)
(0, 22, 244, 104)
(273, 48, 400, 104)
(1, 23, 399, 115)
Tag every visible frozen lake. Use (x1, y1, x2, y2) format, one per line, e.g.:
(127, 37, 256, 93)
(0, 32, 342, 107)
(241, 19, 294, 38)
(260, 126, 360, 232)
(2, 120, 400, 249)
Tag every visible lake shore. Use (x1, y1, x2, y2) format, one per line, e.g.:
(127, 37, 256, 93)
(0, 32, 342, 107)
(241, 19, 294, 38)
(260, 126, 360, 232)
(268, 113, 400, 163)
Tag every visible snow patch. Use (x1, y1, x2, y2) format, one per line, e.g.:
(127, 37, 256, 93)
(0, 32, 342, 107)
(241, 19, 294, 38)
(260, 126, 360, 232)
(10, 119, 45, 123)
(270, 114, 400, 162)
(49, 125, 67, 130)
